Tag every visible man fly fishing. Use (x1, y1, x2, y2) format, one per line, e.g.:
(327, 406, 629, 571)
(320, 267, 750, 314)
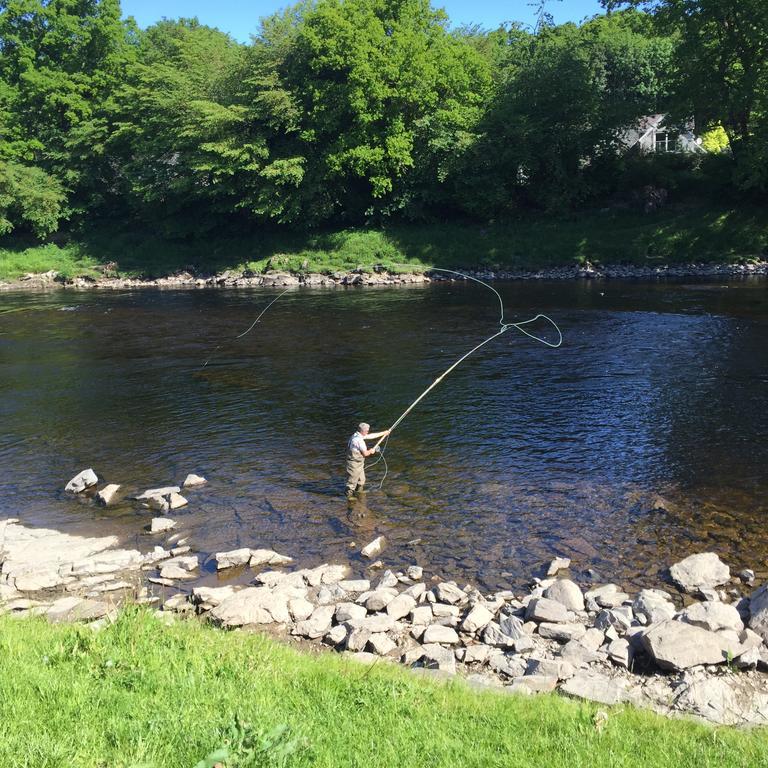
(345, 422, 390, 499)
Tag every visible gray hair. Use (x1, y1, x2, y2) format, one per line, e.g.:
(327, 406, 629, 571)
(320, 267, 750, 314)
(358, 422, 370, 433)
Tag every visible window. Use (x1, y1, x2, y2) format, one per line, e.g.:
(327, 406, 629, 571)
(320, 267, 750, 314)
(654, 131, 679, 153)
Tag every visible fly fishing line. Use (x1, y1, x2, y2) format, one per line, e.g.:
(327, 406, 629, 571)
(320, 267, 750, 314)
(368, 268, 563, 488)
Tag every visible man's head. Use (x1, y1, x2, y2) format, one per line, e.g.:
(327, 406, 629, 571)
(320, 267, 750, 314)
(358, 422, 370, 436)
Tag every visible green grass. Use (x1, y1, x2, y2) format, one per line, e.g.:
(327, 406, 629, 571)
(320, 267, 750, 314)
(1, 610, 767, 768)
(1, 204, 767, 282)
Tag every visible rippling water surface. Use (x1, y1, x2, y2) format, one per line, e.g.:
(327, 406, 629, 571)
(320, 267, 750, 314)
(2, 279, 768, 590)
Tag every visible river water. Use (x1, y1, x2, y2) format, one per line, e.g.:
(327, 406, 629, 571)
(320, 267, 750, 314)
(2, 279, 768, 591)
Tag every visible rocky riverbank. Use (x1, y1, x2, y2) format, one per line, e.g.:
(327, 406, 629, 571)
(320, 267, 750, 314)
(3, 493, 768, 727)
(2, 259, 768, 292)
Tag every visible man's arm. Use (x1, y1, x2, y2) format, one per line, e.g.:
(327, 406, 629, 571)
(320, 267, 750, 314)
(363, 429, 390, 441)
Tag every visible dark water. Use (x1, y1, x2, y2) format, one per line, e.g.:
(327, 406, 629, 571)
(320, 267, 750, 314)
(2, 279, 768, 591)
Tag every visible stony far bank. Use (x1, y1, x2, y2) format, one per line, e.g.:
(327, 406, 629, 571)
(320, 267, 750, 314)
(2, 258, 768, 292)
(3, 468, 768, 729)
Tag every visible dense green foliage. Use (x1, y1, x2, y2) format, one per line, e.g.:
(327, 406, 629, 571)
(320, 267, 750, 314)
(0, 0, 766, 244)
(2, 611, 768, 767)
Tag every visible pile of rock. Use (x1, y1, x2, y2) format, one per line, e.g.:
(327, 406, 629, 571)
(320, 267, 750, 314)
(162, 549, 768, 726)
(63, 468, 207, 534)
(5, 261, 768, 293)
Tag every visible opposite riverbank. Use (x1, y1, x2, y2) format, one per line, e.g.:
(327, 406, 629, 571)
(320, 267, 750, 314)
(1, 205, 767, 286)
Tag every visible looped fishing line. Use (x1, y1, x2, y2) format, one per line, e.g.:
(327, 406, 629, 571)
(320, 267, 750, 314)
(201, 288, 291, 369)
(368, 268, 563, 489)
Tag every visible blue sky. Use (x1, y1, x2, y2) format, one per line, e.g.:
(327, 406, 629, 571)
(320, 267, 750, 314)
(120, 0, 606, 42)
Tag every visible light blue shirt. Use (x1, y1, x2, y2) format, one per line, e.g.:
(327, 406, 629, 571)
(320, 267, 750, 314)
(348, 432, 367, 457)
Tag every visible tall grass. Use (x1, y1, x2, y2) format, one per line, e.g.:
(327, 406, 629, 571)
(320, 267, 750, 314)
(0, 610, 766, 768)
(1, 205, 767, 282)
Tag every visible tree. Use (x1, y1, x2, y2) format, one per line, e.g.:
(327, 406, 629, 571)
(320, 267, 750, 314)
(0, 0, 136, 227)
(276, 0, 492, 222)
(453, 11, 673, 214)
(0, 160, 66, 236)
(604, 0, 768, 191)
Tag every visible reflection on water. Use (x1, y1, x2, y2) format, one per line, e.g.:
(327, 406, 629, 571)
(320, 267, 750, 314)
(1, 279, 768, 591)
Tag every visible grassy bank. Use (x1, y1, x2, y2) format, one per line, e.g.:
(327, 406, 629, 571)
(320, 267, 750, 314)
(1, 610, 767, 767)
(1, 205, 767, 282)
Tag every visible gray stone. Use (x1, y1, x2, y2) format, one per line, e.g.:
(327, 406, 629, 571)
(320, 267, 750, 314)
(462, 645, 491, 664)
(526, 657, 575, 681)
(338, 579, 370, 593)
(292, 605, 335, 638)
(210, 588, 281, 626)
(368, 633, 397, 656)
(585, 584, 629, 608)
(159, 563, 195, 580)
(288, 597, 315, 622)
(96, 484, 121, 506)
(544, 579, 585, 612)
(410, 605, 433, 625)
(482, 621, 515, 648)
(325, 625, 348, 646)
(669, 552, 730, 593)
(406, 566, 423, 580)
(182, 473, 207, 487)
(678, 601, 744, 633)
(359, 614, 397, 633)
(191, 586, 238, 607)
(361, 536, 386, 558)
(386, 593, 417, 620)
(65, 468, 98, 493)
(560, 639, 604, 666)
(167, 492, 188, 510)
(461, 604, 494, 634)
(595, 609, 631, 633)
(147, 496, 169, 513)
(249, 549, 293, 568)
(422, 625, 460, 645)
(509, 675, 558, 694)
(641, 619, 740, 670)
(335, 602, 368, 623)
(376, 570, 399, 589)
(418, 643, 456, 674)
(150, 517, 176, 534)
(315, 584, 348, 605)
(434, 582, 466, 605)
(749, 584, 768, 643)
(525, 597, 570, 624)
(135, 486, 180, 501)
(561, 672, 630, 705)
(607, 638, 633, 669)
(632, 589, 676, 624)
(432, 603, 460, 618)
(538, 622, 586, 642)
(346, 628, 372, 651)
(546, 557, 571, 576)
(363, 589, 397, 612)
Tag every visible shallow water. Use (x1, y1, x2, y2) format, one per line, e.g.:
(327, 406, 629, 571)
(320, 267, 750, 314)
(2, 279, 768, 591)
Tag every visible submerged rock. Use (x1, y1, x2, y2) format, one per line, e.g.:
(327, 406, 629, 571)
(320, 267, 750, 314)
(361, 536, 386, 558)
(96, 484, 121, 506)
(215, 548, 252, 570)
(65, 468, 98, 494)
(150, 517, 176, 534)
(182, 473, 207, 488)
(135, 486, 180, 501)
